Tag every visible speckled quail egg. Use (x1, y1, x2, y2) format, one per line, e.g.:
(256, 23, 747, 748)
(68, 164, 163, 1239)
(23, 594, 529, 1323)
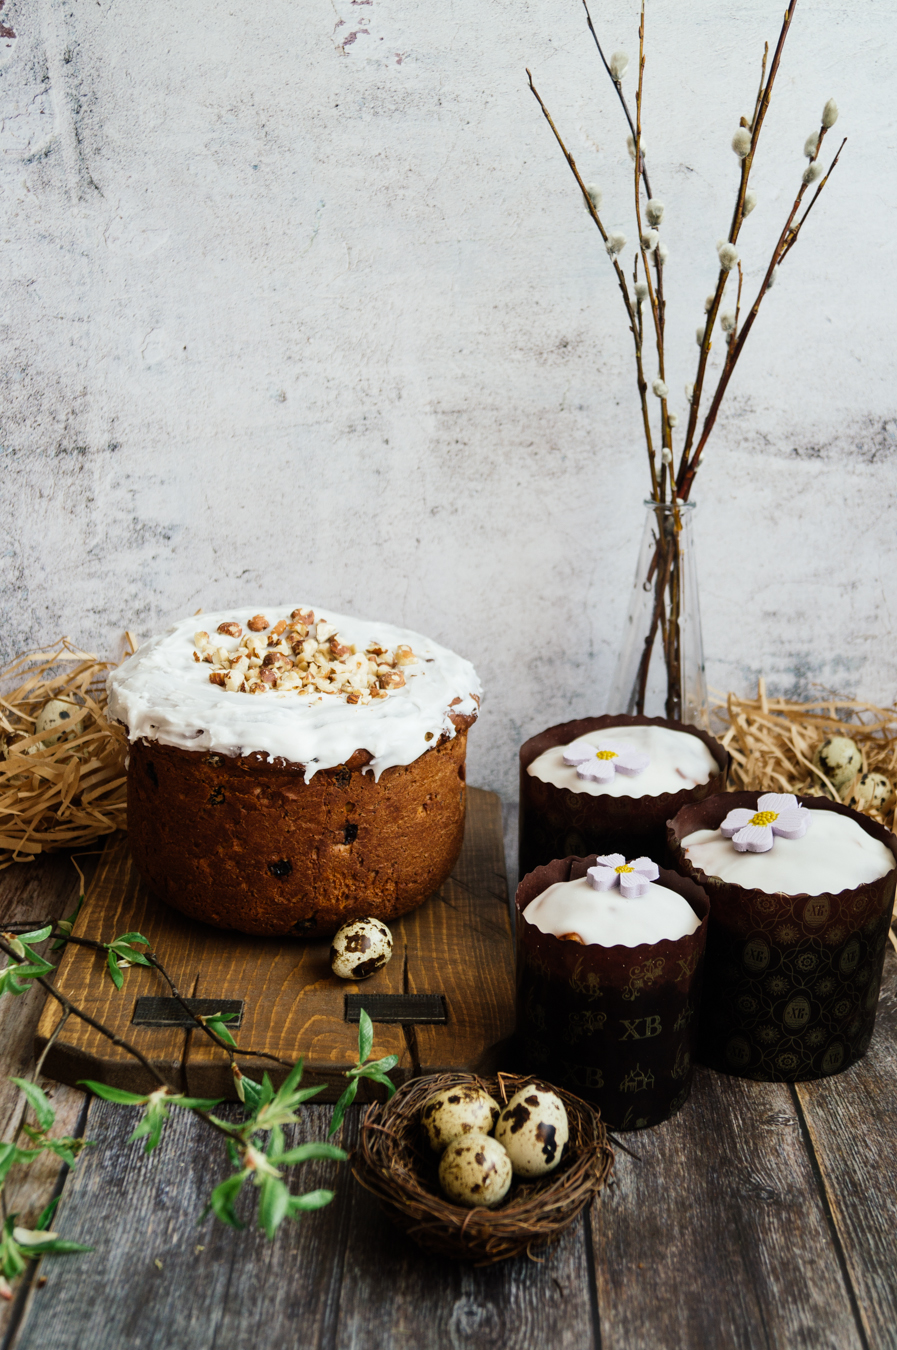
(437, 1132, 512, 1208)
(330, 917, 393, 980)
(35, 699, 82, 748)
(845, 772, 893, 814)
(494, 1084, 569, 1178)
(421, 1085, 501, 1153)
(813, 736, 863, 793)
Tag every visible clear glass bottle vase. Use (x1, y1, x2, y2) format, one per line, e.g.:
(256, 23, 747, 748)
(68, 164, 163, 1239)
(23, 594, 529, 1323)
(607, 500, 708, 727)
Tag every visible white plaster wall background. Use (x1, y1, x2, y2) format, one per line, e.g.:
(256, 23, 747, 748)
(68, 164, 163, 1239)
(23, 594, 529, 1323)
(1, 0, 896, 829)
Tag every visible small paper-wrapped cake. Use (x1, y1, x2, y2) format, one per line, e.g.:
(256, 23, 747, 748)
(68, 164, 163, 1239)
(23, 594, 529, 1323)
(515, 853, 709, 1130)
(519, 715, 727, 878)
(668, 791, 897, 1081)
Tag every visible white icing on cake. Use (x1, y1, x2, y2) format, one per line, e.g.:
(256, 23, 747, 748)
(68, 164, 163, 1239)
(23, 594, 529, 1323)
(524, 875, 700, 948)
(107, 606, 481, 781)
(682, 810, 895, 896)
(527, 724, 717, 798)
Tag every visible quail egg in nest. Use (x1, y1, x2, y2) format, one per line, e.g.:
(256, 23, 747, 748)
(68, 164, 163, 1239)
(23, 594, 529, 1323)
(437, 1132, 512, 1208)
(845, 772, 893, 814)
(494, 1083, 569, 1178)
(813, 736, 862, 793)
(421, 1085, 500, 1153)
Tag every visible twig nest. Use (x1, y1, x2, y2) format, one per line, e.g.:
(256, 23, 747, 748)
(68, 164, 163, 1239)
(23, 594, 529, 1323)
(35, 698, 82, 747)
(844, 772, 893, 814)
(813, 736, 863, 792)
(494, 1085, 569, 1178)
(330, 917, 393, 980)
(437, 1132, 512, 1209)
(421, 1085, 500, 1153)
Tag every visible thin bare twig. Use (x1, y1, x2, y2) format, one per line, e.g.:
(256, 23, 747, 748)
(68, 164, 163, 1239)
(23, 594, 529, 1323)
(526, 69, 660, 499)
(678, 3, 799, 487)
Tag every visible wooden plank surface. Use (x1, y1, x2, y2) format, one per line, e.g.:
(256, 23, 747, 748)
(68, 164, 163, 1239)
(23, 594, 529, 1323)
(0, 851, 94, 1346)
(14, 1099, 598, 1350)
(5, 842, 897, 1349)
(35, 788, 515, 1100)
(591, 1066, 865, 1350)
(796, 946, 897, 1349)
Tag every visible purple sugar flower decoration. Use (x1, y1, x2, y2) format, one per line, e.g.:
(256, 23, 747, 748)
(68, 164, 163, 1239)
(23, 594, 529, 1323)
(587, 854, 660, 899)
(562, 738, 650, 784)
(720, 792, 811, 854)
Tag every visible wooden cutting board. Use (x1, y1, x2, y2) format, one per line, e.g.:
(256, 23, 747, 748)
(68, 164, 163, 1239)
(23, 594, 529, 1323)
(36, 787, 515, 1101)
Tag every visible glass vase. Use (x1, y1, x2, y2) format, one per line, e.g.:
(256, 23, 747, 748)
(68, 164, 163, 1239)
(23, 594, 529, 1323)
(607, 500, 708, 727)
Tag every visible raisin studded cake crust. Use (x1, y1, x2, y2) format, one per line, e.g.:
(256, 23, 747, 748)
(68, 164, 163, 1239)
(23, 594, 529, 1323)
(127, 722, 473, 937)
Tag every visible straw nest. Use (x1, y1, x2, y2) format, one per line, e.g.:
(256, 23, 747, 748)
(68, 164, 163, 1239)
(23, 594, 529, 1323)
(714, 680, 897, 941)
(352, 1071, 614, 1266)
(713, 679, 897, 832)
(0, 638, 131, 869)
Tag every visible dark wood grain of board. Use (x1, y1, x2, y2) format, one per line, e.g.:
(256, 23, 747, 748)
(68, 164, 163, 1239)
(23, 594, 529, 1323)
(591, 1066, 865, 1350)
(796, 947, 897, 1350)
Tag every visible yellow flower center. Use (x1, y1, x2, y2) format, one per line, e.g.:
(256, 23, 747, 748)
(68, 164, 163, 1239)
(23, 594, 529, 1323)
(749, 810, 779, 827)
(615, 864, 635, 874)
(595, 749, 618, 761)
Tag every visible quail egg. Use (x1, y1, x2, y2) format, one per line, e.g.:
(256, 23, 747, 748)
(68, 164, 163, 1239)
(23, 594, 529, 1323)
(813, 736, 862, 792)
(437, 1132, 512, 1208)
(845, 772, 893, 814)
(36, 698, 84, 748)
(421, 1085, 501, 1153)
(330, 917, 393, 980)
(494, 1083, 569, 1178)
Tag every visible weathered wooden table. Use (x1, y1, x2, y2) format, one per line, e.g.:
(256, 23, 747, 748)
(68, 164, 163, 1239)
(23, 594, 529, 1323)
(1, 794, 896, 1350)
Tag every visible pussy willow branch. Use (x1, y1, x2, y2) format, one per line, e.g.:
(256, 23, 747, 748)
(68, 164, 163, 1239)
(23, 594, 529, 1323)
(583, 0, 666, 356)
(678, 131, 845, 499)
(526, 69, 660, 500)
(679, 2, 798, 482)
(632, 1, 670, 480)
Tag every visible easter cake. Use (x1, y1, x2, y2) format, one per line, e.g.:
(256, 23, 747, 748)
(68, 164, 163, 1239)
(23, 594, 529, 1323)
(515, 853, 709, 1129)
(518, 714, 727, 877)
(108, 605, 480, 936)
(669, 791, 897, 1081)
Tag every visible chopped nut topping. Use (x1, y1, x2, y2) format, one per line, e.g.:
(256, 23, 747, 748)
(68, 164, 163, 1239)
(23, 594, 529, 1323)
(195, 610, 420, 704)
(379, 669, 405, 690)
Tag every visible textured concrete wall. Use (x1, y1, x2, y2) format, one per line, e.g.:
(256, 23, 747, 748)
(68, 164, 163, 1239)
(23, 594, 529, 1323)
(2, 0, 896, 818)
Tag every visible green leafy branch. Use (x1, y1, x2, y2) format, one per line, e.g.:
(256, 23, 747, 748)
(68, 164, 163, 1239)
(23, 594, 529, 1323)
(0, 898, 399, 1275)
(0, 1077, 93, 1286)
(329, 1008, 398, 1137)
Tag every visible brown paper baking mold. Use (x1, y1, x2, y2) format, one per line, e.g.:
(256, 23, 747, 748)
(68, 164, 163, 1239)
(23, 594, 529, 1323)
(514, 856, 710, 1131)
(518, 714, 727, 880)
(668, 791, 897, 1082)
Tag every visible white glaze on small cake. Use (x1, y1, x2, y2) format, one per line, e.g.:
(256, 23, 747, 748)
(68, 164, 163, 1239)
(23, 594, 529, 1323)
(107, 606, 480, 781)
(523, 875, 700, 947)
(682, 810, 895, 896)
(527, 724, 716, 799)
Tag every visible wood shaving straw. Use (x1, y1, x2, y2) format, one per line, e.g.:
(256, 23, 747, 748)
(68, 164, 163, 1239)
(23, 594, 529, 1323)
(0, 637, 133, 869)
(713, 678, 897, 944)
